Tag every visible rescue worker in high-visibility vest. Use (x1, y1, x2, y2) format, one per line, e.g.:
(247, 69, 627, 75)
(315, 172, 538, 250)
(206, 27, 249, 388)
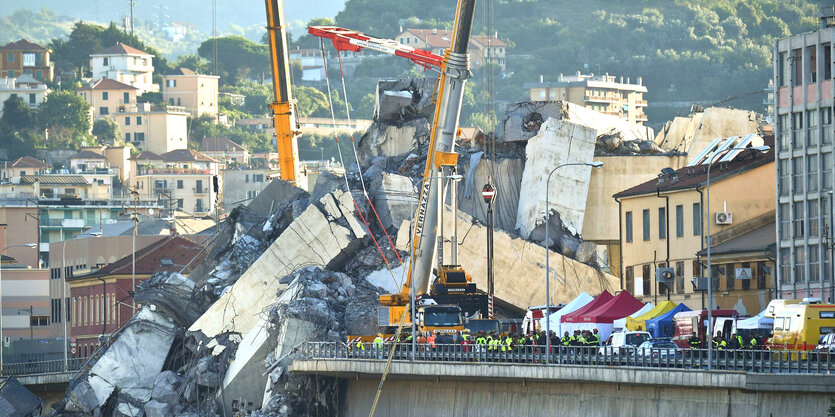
(475, 331, 487, 355)
(712, 332, 726, 350)
(373, 333, 384, 359)
(587, 328, 601, 346)
(561, 331, 571, 347)
(517, 334, 527, 354)
(488, 333, 500, 353)
(734, 333, 744, 350)
(688, 334, 701, 350)
(503, 334, 513, 352)
(462, 329, 471, 342)
(355, 339, 365, 357)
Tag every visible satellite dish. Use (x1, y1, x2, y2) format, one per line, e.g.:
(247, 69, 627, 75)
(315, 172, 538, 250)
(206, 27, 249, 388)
(148, 208, 155, 216)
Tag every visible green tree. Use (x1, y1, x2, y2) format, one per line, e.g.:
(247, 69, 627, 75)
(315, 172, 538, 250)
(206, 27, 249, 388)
(294, 86, 330, 117)
(92, 117, 122, 144)
(197, 36, 269, 84)
(39, 90, 92, 149)
(173, 54, 210, 74)
(0, 96, 36, 130)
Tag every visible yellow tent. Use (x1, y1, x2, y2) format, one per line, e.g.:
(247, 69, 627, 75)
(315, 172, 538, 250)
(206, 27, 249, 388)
(625, 301, 676, 331)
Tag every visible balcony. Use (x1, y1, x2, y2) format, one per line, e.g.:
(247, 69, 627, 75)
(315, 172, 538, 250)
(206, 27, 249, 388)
(193, 205, 209, 215)
(584, 95, 619, 104)
(42, 218, 85, 228)
(193, 187, 207, 195)
(635, 100, 648, 107)
(636, 114, 649, 122)
(137, 168, 214, 175)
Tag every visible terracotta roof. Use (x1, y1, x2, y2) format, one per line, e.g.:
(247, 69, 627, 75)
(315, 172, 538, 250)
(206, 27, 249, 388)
(74, 236, 205, 279)
(200, 137, 247, 153)
(168, 67, 196, 76)
(613, 147, 774, 199)
(401, 29, 507, 48)
(71, 150, 106, 160)
(19, 175, 89, 185)
(0, 39, 47, 52)
(77, 78, 138, 91)
(92, 42, 153, 56)
(161, 149, 217, 163)
(9, 156, 47, 169)
(130, 151, 163, 161)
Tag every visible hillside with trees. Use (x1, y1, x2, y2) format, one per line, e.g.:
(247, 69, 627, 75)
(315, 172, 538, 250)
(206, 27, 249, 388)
(332, 0, 825, 129)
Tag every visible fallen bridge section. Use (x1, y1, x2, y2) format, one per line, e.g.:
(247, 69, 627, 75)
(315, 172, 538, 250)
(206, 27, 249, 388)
(291, 359, 835, 417)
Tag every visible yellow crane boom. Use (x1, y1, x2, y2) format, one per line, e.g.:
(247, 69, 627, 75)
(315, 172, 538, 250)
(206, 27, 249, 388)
(264, 0, 300, 183)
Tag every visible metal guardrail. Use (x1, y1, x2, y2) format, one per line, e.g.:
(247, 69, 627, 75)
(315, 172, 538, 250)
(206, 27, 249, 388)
(298, 342, 835, 374)
(1, 357, 90, 377)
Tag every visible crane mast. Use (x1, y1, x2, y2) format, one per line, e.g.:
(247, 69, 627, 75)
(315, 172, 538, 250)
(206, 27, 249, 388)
(264, 0, 300, 183)
(379, 0, 477, 306)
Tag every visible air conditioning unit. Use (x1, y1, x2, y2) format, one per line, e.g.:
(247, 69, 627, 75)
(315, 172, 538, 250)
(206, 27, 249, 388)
(715, 212, 733, 225)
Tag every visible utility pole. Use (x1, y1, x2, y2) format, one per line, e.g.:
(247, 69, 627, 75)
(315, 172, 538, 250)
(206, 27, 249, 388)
(131, 189, 138, 316)
(482, 182, 496, 318)
(129, 0, 136, 35)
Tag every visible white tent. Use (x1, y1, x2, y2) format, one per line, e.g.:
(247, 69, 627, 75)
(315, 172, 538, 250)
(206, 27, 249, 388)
(544, 292, 594, 335)
(612, 302, 654, 332)
(737, 310, 774, 330)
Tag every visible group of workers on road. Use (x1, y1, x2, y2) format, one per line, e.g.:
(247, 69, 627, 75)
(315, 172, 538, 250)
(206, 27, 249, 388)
(354, 328, 605, 357)
(686, 331, 764, 351)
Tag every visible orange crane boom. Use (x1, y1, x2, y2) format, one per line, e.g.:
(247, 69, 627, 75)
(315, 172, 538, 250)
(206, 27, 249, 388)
(264, 0, 300, 183)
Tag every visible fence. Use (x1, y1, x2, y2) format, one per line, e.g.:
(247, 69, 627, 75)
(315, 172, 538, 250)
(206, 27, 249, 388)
(298, 342, 835, 374)
(1, 356, 90, 377)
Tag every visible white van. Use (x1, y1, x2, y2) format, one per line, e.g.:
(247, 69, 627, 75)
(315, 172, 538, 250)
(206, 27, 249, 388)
(600, 331, 651, 355)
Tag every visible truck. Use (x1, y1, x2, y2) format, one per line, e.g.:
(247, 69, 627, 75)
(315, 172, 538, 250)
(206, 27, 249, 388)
(671, 309, 738, 349)
(768, 300, 835, 354)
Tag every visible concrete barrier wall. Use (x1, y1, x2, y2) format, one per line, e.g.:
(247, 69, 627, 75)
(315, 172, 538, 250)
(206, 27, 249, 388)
(339, 378, 831, 417)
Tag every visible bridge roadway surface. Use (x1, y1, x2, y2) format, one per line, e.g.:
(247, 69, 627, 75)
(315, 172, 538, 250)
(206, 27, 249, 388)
(290, 345, 835, 417)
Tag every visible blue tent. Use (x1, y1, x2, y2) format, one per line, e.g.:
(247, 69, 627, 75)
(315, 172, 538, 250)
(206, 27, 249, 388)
(645, 303, 692, 338)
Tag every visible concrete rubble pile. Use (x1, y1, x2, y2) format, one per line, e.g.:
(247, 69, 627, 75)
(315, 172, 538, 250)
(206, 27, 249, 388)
(48, 170, 400, 416)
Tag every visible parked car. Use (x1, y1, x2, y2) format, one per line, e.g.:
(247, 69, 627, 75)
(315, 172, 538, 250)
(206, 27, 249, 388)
(813, 333, 835, 361)
(633, 339, 682, 360)
(600, 331, 651, 356)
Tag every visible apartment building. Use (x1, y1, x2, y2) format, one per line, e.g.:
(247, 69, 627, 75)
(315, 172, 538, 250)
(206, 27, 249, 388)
(76, 78, 138, 119)
(0, 74, 48, 115)
(614, 141, 775, 314)
(525, 72, 649, 125)
(161, 68, 219, 119)
(0, 39, 54, 82)
(130, 149, 220, 217)
(1, 156, 47, 180)
(200, 136, 250, 166)
(221, 168, 277, 213)
(395, 28, 508, 70)
(773, 7, 835, 301)
(115, 103, 188, 154)
(89, 43, 157, 94)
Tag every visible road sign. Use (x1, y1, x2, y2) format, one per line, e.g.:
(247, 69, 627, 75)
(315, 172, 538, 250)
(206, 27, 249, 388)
(71, 347, 76, 355)
(736, 268, 752, 280)
(482, 184, 496, 204)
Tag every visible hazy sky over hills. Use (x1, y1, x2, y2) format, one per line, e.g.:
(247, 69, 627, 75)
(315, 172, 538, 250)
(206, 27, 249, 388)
(1, 0, 346, 37)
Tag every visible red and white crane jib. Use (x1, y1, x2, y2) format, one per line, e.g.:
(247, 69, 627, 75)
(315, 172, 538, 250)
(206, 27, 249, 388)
(307, 26, 444, 70)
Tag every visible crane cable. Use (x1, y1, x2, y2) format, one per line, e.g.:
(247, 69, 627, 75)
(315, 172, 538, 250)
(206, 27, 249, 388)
(318, 39, 401, 289)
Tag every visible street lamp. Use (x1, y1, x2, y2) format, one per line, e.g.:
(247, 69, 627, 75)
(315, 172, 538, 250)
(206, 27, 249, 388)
(544, 161, 603, 363)
(705, 145, 769, 370)
(0, 241, 37, 373)
(407, 173, 463, 361)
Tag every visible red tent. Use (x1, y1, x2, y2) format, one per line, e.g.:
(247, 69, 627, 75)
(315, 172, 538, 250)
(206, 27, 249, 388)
(579, 291, 645, 324)
(561, 291, 613, 323)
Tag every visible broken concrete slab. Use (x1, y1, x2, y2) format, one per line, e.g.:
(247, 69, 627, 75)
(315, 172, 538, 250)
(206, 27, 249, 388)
(654, 107, 761, 155)
(430, 207, 619, 309)
(85, 307, 176, 408)
(516, 117, 598, 238)
(370, 172, 416, 230)
(115, 402, 145, 417)
(457, 153, 523, 234)
(150, 371, 183, 405)
(144, 399, 173, 417)
(0, 377, 42, 417)
(188, 190, 367, 341)
(502, 101, 653, 144)
(373, 78, 436, 122)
